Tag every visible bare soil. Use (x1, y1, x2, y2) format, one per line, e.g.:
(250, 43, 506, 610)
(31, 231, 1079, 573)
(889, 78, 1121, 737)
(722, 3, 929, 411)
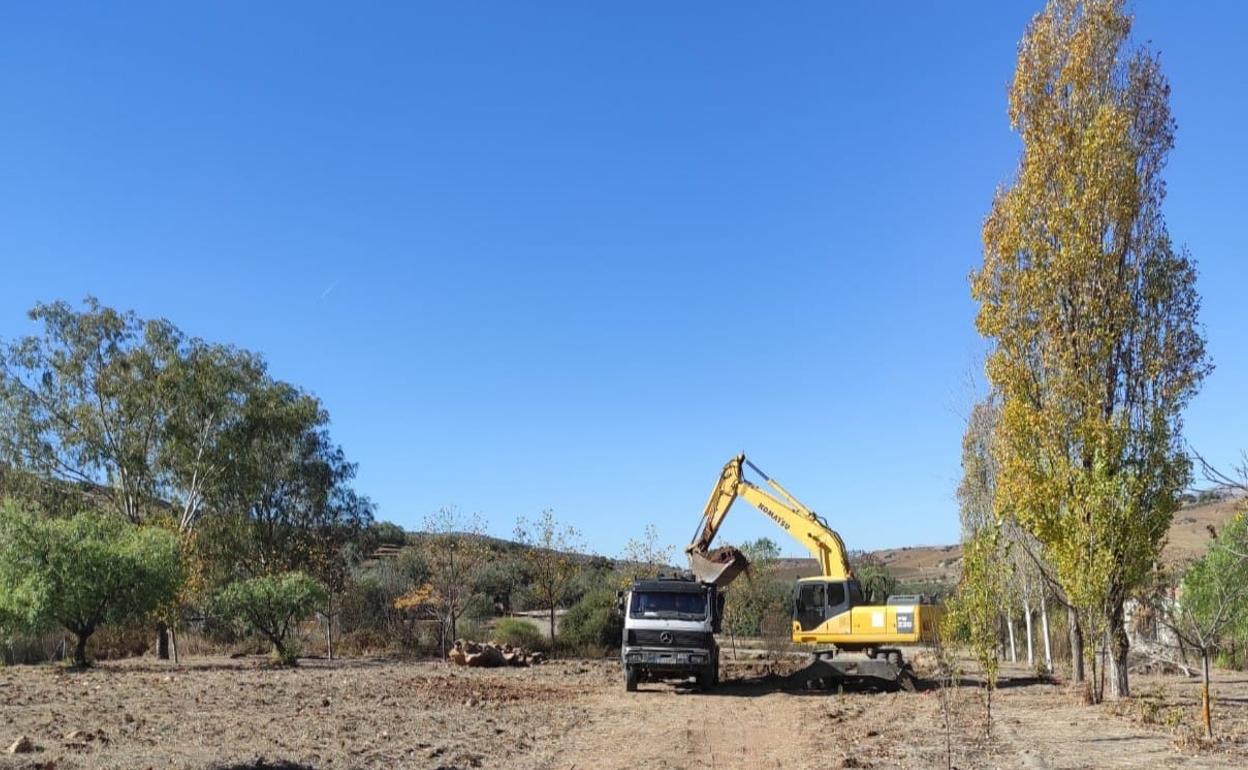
(1, 656, 1245, 769)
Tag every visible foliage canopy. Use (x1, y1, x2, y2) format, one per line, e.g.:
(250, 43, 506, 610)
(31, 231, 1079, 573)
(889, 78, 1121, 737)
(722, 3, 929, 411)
(0, 501, 183, 666)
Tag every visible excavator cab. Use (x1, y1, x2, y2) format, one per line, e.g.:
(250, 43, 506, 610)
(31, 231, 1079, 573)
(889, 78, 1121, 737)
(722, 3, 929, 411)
(793, 578, 864, 632)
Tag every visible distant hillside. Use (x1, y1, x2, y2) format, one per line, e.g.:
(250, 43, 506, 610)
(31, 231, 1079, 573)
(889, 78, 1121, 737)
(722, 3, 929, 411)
(772, 496, 1245, 589)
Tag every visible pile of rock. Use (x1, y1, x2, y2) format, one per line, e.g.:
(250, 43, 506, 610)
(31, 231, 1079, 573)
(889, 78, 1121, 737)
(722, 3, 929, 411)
(448, 639, 546, 668)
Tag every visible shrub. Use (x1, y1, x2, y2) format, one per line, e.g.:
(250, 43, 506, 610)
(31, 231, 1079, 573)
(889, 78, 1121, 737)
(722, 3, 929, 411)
(210, 571, 327, 665)
(558, 589, 623, 654)
(491, 617, 547, 651)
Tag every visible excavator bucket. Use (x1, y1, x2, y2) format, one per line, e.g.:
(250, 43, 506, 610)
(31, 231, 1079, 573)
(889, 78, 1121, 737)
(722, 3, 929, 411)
(688, 546, 750, 587)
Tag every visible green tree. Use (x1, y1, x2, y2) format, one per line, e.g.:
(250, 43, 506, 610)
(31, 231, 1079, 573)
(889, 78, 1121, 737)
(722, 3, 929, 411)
(950, 397, 1012, 735)
(560, 588, 625, 652)
(515, 510, 585, 645)
(199, 379, 374, 582)
(210, 571, 327, 665)
(971, 0, 1209, 700)
(1166, 513, 1248, 738)
(0, 501, 183, 667)
(850, 551, 898, 605)
(944, 528, 1006, 738)
(722, 538, 788, 637)
(158, 339, 266, 533)
(0, 298, 177, 522)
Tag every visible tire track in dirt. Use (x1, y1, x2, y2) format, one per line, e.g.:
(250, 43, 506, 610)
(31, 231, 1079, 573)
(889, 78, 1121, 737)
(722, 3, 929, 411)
(545, 683, 813, 770)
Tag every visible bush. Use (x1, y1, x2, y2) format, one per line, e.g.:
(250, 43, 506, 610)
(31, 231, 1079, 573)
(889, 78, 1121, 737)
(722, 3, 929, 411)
(558, 589, 623, 654)
(491, 617, 547, 651)
(210, 571, 327, 665)
(336, 628, 393, 656)
(88, 624, 153, 661)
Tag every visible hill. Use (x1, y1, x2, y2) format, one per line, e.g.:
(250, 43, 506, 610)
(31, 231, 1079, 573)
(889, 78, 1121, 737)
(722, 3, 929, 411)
(772, 496, 1245, 590)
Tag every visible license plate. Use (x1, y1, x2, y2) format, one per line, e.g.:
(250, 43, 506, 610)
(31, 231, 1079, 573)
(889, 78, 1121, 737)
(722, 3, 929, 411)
(645, 653, 688, 664)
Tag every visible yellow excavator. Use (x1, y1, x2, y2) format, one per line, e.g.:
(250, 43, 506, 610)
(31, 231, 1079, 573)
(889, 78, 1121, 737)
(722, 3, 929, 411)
(686, 454, 941, 684)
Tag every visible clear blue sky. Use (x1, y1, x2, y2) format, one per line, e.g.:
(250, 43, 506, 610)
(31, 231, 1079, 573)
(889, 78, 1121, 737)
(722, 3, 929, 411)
(2, 2, 1244, 557)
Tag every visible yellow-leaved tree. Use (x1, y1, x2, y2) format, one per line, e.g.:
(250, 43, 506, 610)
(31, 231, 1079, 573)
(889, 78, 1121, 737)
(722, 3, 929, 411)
(971, 0, 1208, 701)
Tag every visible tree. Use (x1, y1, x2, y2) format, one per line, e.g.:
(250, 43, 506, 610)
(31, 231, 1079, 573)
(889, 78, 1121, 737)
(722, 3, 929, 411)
(953, 399, 1011, 734)
(944, 528, 1007, 737)
(560, 589, 625, 652)
(960, 395, 1059, 674)
(0, 298, 176, 523)
(414, 507, 491, 656)
(210, 571, 327, 665)
(851, 551, 898, 605)
(158, 339, 266, 533)
(200, 379, 374, 581)
(514, 510, 585, 645)
(1164, 514, 1248, 738)
(722, 537, 788, 638)
(0, 501, 183, 667)
(474, 555, 531, 615)
(971, 0, 1209, 700)
(620, 523, 674, 581)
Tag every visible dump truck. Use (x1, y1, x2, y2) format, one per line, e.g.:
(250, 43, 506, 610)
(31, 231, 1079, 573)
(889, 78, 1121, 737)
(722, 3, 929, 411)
(619, 572, 723, 692)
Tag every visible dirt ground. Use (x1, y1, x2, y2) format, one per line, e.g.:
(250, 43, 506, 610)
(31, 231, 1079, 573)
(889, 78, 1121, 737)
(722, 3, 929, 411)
(1, 655, 1246, 770)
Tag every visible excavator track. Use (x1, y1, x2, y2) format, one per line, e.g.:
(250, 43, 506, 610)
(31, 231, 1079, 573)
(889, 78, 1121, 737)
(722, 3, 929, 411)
(784, 656, 919, 693)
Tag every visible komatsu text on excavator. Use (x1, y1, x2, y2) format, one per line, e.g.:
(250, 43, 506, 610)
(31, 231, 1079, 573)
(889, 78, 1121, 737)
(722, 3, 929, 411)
(686, 454, 942, 685)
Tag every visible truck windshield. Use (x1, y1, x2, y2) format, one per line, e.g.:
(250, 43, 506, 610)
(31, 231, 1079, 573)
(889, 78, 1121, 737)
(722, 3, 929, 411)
(630, 591, 707, 619)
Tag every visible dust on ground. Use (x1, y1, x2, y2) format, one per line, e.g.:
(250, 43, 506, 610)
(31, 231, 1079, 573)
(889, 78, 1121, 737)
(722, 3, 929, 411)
(1, 656, 1245, 769)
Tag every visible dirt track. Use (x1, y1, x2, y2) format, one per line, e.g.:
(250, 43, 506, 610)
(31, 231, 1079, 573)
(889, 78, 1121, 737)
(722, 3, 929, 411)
(1, 656, 1245, 769)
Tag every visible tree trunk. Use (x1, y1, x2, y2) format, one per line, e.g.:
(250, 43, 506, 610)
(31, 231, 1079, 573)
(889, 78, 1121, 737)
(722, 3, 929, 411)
(1093, 638, 1107, 704)
(73, 631, 90, 668)
(1040, 594, 1053, 674)
(549, 606, 557, 651)
(984, 684, 993, 740)
(1006, 612, 1018, 663)
(156, 621, 170, 660)
(325, 595, 333, 662)
(1024, 600, 1034, 668)
(1068, 606, 1085, 684)
(1201, 649, 1213, 739)
(171, 627, 179, 664)
(1108, 600, 1130, 698)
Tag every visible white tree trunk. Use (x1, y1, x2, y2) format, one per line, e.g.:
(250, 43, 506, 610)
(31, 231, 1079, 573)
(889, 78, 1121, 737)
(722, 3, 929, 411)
(1040, 594, 1053, 673)
(1006, 612, 1018, 663)
(1023, 600, 1034, 668)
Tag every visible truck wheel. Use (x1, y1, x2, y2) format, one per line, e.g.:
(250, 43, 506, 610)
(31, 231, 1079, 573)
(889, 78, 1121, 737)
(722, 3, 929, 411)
(697, 665, 715, 691)
(625, 665, 638, 692)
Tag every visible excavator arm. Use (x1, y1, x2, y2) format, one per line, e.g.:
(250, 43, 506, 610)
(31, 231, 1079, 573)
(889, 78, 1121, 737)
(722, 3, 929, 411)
(686, 454, 854, 586)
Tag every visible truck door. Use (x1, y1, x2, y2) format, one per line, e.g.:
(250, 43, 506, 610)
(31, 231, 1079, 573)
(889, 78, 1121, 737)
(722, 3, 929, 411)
(794, 582, 827, 632)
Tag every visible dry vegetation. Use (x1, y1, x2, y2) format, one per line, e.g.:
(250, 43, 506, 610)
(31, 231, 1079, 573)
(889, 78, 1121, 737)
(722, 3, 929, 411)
(2, 655, 1246, 770)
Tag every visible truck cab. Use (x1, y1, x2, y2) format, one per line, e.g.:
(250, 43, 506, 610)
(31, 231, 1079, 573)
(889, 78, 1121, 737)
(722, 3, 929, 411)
(620, 573, 723, 692)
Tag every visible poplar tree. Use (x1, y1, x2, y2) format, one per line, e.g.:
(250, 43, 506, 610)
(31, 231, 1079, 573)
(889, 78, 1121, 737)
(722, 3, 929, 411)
(972, 0, 1208, 700)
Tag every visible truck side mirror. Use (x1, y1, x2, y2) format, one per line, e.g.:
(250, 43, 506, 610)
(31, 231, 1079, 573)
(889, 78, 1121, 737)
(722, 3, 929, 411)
(714, 593, 726, 633)
(616, 590, 626, 616)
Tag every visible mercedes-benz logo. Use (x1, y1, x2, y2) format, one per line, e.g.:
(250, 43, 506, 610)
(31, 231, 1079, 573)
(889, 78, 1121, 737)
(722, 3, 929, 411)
(659, 632, 673, 645)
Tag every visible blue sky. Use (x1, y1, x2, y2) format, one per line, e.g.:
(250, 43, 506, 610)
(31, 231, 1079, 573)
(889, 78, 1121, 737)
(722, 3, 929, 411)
(2, 2, 1244, 557)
